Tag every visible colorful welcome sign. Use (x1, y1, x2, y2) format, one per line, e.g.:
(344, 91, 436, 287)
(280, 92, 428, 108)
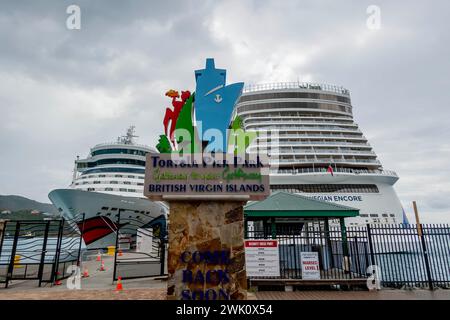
(156, 58, 256, 154)
(144, 153, 269, 201)
(147, 59, 269, 201)
(146, 59, 268, 300)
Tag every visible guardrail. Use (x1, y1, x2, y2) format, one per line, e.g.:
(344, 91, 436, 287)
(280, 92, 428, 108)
(243, 82, 350, 96)
(270, 167, 397, 176)
(0, 214, 85, 288)
(245, 223, 450, 289)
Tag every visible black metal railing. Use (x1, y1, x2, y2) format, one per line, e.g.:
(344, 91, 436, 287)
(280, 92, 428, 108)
(367, 224, 450, 289)
(0, 214, 85, 288)
(245, 223, 450, 289)
(112, 210, 167, 281)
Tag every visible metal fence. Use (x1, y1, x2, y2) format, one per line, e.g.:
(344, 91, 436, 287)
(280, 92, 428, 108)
(112, 212, 167, 281)
(368, 224, 450, 289)
(0, 215, 85, 288)
(246, 222, 450, 289)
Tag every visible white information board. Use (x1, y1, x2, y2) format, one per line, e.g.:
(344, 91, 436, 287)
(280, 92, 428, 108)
(300, 252, 321, 280)
(244, 240, 280, 277)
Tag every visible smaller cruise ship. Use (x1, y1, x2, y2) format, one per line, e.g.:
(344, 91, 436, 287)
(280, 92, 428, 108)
(49, 127, 167, 250)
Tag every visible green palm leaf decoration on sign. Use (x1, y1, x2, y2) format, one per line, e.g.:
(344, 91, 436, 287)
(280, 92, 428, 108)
(156, 134, 172, 153)
(175, 93, 200, 154)
(228, 115, 258, 155)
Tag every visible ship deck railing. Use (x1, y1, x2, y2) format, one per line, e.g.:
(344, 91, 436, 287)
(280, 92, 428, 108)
(243, 82, 350, 96)
(270, 167, 397, 177)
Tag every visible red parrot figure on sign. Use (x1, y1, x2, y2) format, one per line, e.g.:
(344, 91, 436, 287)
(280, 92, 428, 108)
(163, 89, 191, 145)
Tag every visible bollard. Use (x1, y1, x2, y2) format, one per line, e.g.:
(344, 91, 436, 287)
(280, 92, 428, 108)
(14, 255, 23, 268)
(107, 246, 115, 256)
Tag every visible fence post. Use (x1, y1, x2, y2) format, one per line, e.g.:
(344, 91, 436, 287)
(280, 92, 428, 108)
(324, 219, 334, 268)
(413, 203, 434, 290)
(0, 220, 6, 258)
(76, 214, 86, 267)
(366, 224, 376, 267)
(160, 238, 166, 276)
(37, 221, 51, 287)
(270, 218, 277, 239)
(112, 209, 122, 283)
(0, 220, 5, 288)
(50, 220, 64, 285)
(5, 222, 20, 288)
(262, 219, 268, 238)
(419, 225, 434, 290)
(244, 218, 248, 239)
(339, 218, 350, 274)
(354, 236, 361, 275)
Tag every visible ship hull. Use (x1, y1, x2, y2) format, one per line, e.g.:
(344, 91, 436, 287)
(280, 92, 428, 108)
(48, 189, 167, 250)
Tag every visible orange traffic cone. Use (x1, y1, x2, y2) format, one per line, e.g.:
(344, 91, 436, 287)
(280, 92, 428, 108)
(118, 249, 123, 257)
(82, 266, 89, 278)
(116, 277, 123, 291)
(96, 250, 102, 261)
(54, 272, 62, 285)
(99, 260, 106, 271)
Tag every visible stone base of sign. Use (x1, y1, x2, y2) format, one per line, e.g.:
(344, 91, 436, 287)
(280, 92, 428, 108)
(166, 200, 247, 300)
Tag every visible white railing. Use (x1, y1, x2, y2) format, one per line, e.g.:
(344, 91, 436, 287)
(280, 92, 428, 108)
(244, 117, 355, 125)
(254, 133, 367, 140)
(257, 150, 376, 156)
(270, 167, 398, 177)
(243, 82, 350, 96)
(249, 141, 370, 147)
(255, 126, 362, 133)
(271, 158, 381, 165)
(92, 142, 155, 150)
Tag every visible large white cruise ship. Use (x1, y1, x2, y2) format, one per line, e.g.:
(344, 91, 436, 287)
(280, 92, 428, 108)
(234, 82, 408, 226)
(49, 127, 167, 250)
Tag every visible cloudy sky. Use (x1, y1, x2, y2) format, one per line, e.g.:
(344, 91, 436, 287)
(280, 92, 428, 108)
(0, 0, 449, 223)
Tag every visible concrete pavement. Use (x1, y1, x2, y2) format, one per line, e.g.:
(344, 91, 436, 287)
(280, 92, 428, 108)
(1, 254, 449, 300)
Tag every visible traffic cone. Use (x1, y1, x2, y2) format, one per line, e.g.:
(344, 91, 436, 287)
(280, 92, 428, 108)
(118, 249, 123, 257)
(99, 260, 106, 271)
(96, 250, 102, 261)
(115, 277, 123, 291)
(82, 266, 89, 278)
(54, 272, 62, 286)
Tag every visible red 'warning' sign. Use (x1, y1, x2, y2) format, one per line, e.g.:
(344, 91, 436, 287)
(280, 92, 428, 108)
(244, 239, 280, 277)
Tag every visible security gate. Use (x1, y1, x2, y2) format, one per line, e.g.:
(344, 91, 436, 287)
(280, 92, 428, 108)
(112, 213, 167, 281)
(0, 215, 85, 288)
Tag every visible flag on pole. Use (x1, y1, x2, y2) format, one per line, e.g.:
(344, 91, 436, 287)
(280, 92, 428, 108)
(327, 165, 334, 176)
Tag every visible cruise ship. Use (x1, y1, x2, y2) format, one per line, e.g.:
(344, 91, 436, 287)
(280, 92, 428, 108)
(234, 82, 407, 226)
(48, 127, 167, 250)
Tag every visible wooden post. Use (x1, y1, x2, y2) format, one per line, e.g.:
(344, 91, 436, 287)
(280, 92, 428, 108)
(413, 201, 422, 237)
(412, 201, 433, 289)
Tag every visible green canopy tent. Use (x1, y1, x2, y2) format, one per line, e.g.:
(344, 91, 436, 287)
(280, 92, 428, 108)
(245, 191, 359, 218)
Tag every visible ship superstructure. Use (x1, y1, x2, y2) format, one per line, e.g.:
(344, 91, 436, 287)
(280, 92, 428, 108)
(234, 82, 406, 226)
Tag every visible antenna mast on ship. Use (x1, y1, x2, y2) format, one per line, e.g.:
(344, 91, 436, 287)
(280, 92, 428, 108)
(117, 126, 138, 145)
